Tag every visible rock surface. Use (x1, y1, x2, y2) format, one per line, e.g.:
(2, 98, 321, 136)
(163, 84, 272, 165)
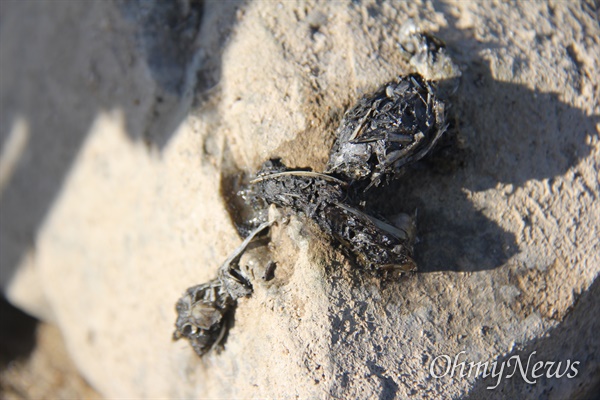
(0, 317, 101, 400)
(1, 1, 599, 398)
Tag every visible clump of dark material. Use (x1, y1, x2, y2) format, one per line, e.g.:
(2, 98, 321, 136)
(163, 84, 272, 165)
(173, 279, 234, 356)
(252, 160, 417, 271)
(250, 73, 447, 272)
(251, 159, 346, 217)
(174, 25, 457, 357)
(326, 74, 446, 189)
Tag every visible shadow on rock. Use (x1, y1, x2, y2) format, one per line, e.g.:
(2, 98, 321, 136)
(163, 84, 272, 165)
(0, 296, 37, 366)
(463, 275, 600, 399)
(366, 7, 598, 273)
(0, 1, 244, 301)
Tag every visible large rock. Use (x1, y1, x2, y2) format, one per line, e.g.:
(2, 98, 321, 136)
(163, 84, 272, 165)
(1, 1, 598, 398)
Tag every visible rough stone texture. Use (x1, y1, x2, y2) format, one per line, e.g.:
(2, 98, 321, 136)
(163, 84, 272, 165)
(1, 1, 599, 399)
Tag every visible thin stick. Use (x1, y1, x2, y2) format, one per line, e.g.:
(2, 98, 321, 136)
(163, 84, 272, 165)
(333, 202, 410, 240)
(249, 171, 346, 185)
(220, 220, 274, 270)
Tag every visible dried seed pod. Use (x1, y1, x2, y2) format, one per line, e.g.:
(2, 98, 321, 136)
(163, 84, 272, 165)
(326, 74, 446, 189)
(173, 279, 234, 357)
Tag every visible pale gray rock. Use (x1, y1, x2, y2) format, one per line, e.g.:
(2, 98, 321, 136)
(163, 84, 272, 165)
(1, 1, 599, 399)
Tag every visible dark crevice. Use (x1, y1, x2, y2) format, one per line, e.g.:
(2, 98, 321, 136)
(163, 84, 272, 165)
(0, 296, 38, 367)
